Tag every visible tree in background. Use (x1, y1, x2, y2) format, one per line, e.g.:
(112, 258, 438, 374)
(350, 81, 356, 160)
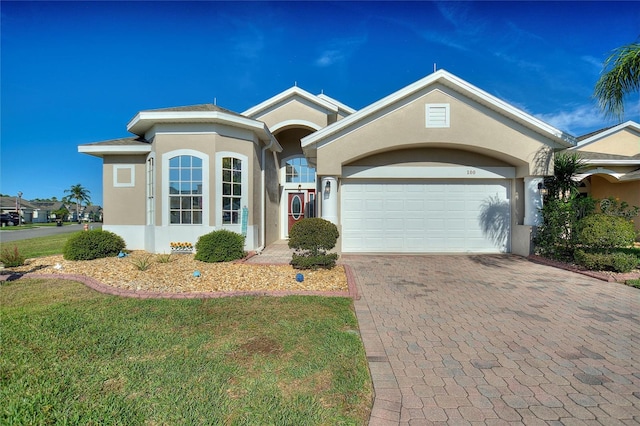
(64, 184, 91, 223)
(594, 42, 640, 121)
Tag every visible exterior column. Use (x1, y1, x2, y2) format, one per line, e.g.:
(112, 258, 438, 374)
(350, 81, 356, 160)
(320, 176, 338, 225)
(524, 176, 544, 226)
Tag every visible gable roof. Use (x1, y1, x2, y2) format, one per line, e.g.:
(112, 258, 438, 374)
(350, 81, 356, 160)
(302, 69, 575, 152)
(573, 121, 640, 147)
(242, 86, 341, 118)
(317, 93, 356, 115)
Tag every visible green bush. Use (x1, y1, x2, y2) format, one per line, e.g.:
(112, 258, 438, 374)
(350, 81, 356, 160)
(574, 249, 639, 273)
(534, 196, 596, 260)
(288, 218, 339, 269)
(63, 230, 126, 260)
(291, 253, 339, 270)
(195, 230, 245, 262)
(577, 214, 637, 251)
(0, 246, 26, 267)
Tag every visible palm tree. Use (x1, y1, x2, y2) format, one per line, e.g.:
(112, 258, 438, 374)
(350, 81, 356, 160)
(593, 42, 640, 121)
(64, 184, 91, 223)
(544, 152, 586, 201)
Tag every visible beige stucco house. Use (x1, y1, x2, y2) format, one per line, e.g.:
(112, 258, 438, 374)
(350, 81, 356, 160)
(79, 70, 636, 256)
(569, 121, 640, 233)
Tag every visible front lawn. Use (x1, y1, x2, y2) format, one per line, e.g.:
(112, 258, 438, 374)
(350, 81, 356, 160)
(1, 279, 372, 425)
(0, 233, 75, 259)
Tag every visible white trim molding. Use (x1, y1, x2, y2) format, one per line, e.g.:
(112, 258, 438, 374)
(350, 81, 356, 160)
(342, 165, 515, 179)
(113, 165, 135, 187)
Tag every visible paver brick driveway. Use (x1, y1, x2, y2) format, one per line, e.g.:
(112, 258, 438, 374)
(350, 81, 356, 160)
(344, 254, 640, 425)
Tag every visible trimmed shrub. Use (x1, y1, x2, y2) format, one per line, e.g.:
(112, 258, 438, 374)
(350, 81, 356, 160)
(577, 214, 636, 251)
(195, 230, 245, 263)
(291, 253, 339, 270)
(63, 230, 126, 260)
(0, 246, 26, 267)
(574, 249, 639, 273)
(288, 218, 339, 269)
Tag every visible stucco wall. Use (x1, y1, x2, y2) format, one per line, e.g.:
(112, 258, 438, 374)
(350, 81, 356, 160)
(252, 99, 329, 130)
(316, 84, 558, 178)
(578, 128, 640, 156)
(347, 147, 512, 168)
(103, 155, 147, 226)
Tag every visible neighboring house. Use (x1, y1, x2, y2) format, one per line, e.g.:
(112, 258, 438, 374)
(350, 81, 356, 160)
(569, 121, 640, 234)
(79, 70, 589, 256)
(29, 201, 66, 223)
(0, 197, 37, 223)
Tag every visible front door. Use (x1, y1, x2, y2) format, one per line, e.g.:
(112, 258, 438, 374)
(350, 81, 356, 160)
(288, 192, 305, 232)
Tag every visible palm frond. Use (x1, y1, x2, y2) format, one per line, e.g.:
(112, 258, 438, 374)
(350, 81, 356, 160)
(594, 42, 640, 121)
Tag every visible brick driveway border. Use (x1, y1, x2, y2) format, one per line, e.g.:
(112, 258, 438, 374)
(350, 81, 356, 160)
(343, 254, 640, 425)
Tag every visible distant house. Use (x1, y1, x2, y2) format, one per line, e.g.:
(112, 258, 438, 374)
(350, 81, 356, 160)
(78, 70, 637, 255)
(0, 197, 37, 223)
(569, 121, 640, 233)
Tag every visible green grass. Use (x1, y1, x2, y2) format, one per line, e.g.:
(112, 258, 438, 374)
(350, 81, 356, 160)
(625, 278, 640, 289)
(0, 279, 373, 425)
(0, 233, 76, 258)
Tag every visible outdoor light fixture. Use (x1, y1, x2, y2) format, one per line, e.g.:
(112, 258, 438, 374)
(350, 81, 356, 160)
(537, 182, 548, 196)
(324, 180, 331, 196)
(297, 184, 302, 192)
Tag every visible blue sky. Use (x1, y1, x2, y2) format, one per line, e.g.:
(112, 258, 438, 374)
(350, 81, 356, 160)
(1, 1, 638, 206)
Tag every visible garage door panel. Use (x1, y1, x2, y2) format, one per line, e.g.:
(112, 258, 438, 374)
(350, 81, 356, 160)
(341, 180, 510, 253)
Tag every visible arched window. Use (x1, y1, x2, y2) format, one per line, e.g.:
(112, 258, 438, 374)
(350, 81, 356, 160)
(285, 157, 316, 183)
(168, 155, 203, 224)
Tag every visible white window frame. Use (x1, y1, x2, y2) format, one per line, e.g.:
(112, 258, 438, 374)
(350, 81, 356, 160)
(215, 151, 248, 231)
(425, 103, 450, 128)
(161, 149, 209, 226)
(146, 154, 155, 225)
(280, 155, 317, 188)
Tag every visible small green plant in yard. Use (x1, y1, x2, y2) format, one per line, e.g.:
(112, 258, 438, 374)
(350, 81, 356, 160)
(195, 230, 245, 262)
(130, 254, 153, 271)
(156, 253, 172, 263)
(625, 279, 640, 289)
(63, 229, 125, 260)
(0, 246, 26, 267)
(1, 279, 372, 425)
(289, 218, 340, 269)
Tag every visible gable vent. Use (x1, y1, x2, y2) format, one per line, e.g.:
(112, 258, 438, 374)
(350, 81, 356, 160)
(425, 103, 450, 128)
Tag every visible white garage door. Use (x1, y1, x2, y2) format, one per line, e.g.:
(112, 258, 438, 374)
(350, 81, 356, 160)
(341, 179, 511, 253)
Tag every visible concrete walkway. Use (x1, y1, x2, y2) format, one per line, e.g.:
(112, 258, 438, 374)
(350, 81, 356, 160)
(345, 254, 640, 425)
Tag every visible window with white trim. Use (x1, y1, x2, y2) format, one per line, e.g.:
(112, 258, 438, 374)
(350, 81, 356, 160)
(146, 156, 155, 225)
(425, 103, 450, 128)
(221, 156, 242, 224)
(168, 155, 203, 224)
(285, 156, 316, 183)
